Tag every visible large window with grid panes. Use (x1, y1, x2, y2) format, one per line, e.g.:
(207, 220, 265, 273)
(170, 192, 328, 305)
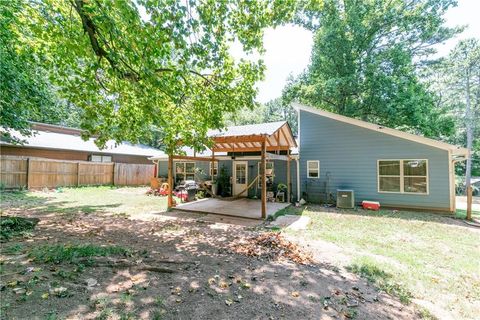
(378, 159, 428, 194)
(175, 162, 195, 183)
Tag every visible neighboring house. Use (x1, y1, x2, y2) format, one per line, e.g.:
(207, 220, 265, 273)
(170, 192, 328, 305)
(0, 122, 164, 164)
(150, 103, 468, 213)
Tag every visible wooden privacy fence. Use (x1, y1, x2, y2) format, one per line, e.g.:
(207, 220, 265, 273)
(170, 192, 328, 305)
(0, 156, 154, 189)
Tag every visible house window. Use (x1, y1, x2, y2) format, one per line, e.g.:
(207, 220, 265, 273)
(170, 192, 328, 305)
(257, 162, 274, 188)
(90, 155, 112, 163)
(378, 160, 428, 194)
(209, 161, 218, 178)
(307, 160, 319, 178)
(175, 162, 195, 183)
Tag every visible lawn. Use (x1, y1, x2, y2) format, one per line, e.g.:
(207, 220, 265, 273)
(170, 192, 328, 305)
(1, 187, 479, 319)
(0, 186, 168, 219)
(283, 206, 480, 319)
(1, 187, 423, 319)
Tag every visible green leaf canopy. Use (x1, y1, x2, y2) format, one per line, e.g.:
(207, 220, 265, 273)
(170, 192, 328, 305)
(20, 0, 294, 153)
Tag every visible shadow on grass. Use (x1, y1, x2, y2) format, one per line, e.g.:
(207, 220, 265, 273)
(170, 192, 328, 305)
(0, 210, 417, 320)
(267, 206, 307, 221)
(0, 190, 122, 218)
(0, 216, 39, 240)
(346, 260, 412, 304)
(455, 209, 480, 220)
(285, 203, 480, 229)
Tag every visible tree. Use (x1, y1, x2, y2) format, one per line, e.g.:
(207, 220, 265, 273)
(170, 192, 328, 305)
(0, 1, 80, 142)
(17, 0, 294, 154)
(284, 0, 459, 137)
(427, 39, 480, 193)
(225, 97, 298, 135)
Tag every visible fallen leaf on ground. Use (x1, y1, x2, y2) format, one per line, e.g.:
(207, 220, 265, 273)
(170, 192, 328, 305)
(230, 232, 313, 264)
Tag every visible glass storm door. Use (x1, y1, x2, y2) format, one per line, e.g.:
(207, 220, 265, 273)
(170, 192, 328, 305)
(233, 161, 248, 196)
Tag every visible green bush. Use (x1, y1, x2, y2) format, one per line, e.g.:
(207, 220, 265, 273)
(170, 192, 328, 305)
(0, 216, 38, 240)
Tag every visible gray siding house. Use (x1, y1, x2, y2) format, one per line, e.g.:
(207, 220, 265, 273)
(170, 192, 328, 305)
(297, 104, 467, 212)
(151, 103, 468, 213)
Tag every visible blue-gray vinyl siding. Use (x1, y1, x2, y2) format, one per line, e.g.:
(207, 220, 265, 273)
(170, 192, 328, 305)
(299, 110, 451, 210)
(156, 158, 298, 202)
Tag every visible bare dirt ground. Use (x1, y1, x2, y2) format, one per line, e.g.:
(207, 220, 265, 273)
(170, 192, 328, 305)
(1, 199, 420, 319)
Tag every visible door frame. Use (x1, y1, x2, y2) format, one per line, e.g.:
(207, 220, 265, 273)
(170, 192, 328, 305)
(233, 160, 248, 196)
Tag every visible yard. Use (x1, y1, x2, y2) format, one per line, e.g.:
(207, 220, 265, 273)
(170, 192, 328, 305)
(281, 205, 480, 319)
(0, 186, 479, 319)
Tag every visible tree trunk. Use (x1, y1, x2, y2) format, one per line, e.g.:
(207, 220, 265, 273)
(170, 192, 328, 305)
(465, 67, 473, 191)
(465, 66, 473, 221)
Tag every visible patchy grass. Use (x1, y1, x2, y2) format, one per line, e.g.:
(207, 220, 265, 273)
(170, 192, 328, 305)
(347, 256, 412, 304)
(455, 208, 480, 219)
(1, 186, 168, 218)
(267, 205, 301, 221)
(29, 243, 130, 264)
(0, 216, 38, 240)
(284, 206, 480, 319)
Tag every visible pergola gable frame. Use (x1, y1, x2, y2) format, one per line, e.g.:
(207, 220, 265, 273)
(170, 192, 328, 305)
(167, 121, 297, 218)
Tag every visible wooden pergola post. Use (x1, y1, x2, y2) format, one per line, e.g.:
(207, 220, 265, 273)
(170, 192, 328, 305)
(261, 138, 267, 219)
(167, 154, 173, 209)
(211, 150, 215, 197)
(467, 185, 473, 221)
(287, 149, 291, 203)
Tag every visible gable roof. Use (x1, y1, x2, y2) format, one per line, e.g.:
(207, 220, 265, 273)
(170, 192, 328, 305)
(294, 103, 468, 156)
(1, 123, 165, 157)
(207, 121, 287, 138)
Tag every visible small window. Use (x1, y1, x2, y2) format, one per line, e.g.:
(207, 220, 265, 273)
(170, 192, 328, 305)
(210, 161, 218, 178)
(378, 160, 428, 194)
(90, 155, 102, 162)
(257, 162, 274, 188)
(90, 155, 111, 163)
(403, 160, 428, 194)
(307, 160, 319, 178)
(378, 160, 401, 192)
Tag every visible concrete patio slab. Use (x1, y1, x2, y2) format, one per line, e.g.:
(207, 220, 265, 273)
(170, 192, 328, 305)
(270, 215, 311, 230)
(175, 197, 290, 219)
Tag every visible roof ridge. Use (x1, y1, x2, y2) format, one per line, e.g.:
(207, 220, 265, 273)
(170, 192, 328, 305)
(293, 103, 468, 156)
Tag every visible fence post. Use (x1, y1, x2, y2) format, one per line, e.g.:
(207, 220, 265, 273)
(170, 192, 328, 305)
(113, 163, 116, 186)
(26, 158, 33, 190)
(77, 162, 80, 186)
(25, 158, 30, 189)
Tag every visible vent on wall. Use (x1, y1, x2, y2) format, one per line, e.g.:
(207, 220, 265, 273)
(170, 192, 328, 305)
(337, 190, 355, 209)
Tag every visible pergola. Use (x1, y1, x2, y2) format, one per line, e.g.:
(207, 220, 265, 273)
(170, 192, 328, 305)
(167, 121, 297, 219)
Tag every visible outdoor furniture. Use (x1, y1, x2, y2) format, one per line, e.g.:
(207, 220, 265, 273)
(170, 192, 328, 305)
(276, 191, 285, 202)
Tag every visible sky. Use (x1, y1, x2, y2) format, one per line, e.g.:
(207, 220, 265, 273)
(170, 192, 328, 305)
(254, 0, 480, 103)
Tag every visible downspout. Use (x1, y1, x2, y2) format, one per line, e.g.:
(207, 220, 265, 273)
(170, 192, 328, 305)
(451, 154, 468, 213)
(296, 158, 300, 202)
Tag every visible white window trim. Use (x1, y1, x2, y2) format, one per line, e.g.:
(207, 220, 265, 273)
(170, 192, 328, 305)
(377, 159, 429, 195)
(307, 160, 320, 179)
(209, 161, 218, 178)
(90, 154, 112, 163)
(175, 161, 196, 182)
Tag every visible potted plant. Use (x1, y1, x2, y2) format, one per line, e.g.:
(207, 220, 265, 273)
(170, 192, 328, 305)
(277, 183, 287, 193)
(277, 183, 287, 202)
